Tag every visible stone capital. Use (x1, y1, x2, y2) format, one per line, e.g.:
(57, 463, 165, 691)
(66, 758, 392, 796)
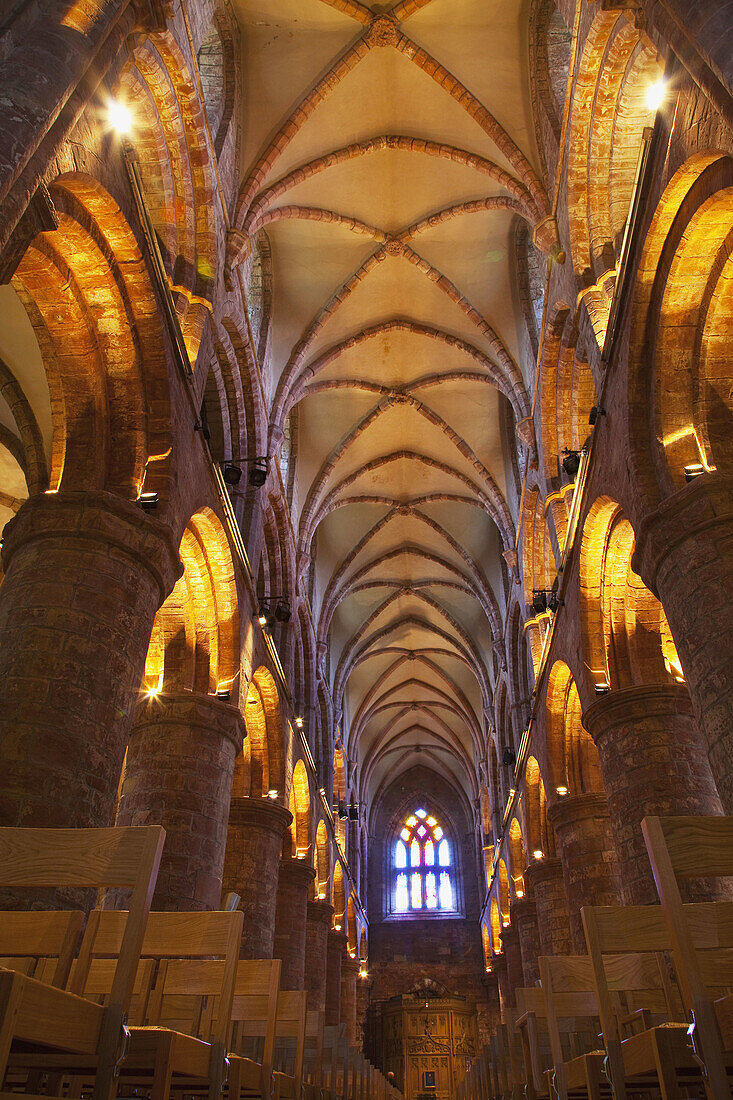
(548, 792, 610, 833)
(511, 895, 538, 924)
(342, 953, 361, 977)
(278, 858, 317, 890)
(582, 682, 693, 741)
(134, 691, 245, 750)
(524, 855, 564, 891)
(228, 795, 293, 837)
(532, 214, 560, 255)
(328, 929, 349, 952)
(0, 489, 182, 603)
(307, 899, 335, 926)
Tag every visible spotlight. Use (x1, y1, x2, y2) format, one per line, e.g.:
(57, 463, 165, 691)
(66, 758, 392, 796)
(222, 463, 243, 486)
(274, 599, 291, 624)
(268, 789, 279, 800)
(257, 612, 270, 628)
(249, 457, 269, 487)
(318, 892, 326, 901)
(515, 889, 524, 898)
(556, 785, 569, 797)
(588, 405, 606, 426)
(532, 590, 548, 614)
(684, 463, 706, 482)
(216, 687, 231, 700)
(348, 801, 359, 821)
(594, 682, 610, 696)
(502, 747, 516, 768)
(646, 80, 666, 111)
(334, 923, 342, 932)
(359, 967, 368, 979)
(138, 491, 158, 512)
(146, 686, 160, 699)
(533, 849, 544, 860)
(547, 591, 561, 613)
(257, 607, 275, 630)
(338, 801, 348, 821)
(294, 716, 304, 730)
(194, 420, 211, 442)
(108, 100, 132, 134)
(561, 448, 582, 478)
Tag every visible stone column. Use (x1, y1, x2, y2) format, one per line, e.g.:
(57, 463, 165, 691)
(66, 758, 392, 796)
(512, 896, 541, 987)
(325, 929, 347, 1027)
(524, 857, 573, 957)
(272, 859, 316, 989)
(549, 794, 620, 952)
(114, 692, 243, 911)
(341, 952, 360, 1042)
(584, 683, 723, 904)
(356, 971, 369, 1049)
(304, 899, 334, 1013)
(492, 953, 510, 1022)
(0, 491, 180, 832)
(633, 473, 733, 812)
(222, 796, 292, 957)
(499, 925, 524, 1005)
(480, 971, 502, 1040)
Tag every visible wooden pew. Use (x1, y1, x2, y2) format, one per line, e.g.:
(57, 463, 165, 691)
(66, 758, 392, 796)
(303, 1006, 325, 1100)
(514, 987, 552, 1099)
(226, 957, 282, 1100)
(537, 955, 609, 1100)
(272, 990, 308, 1100)
(581, 904, 697, 1098)
(0, 910, 84, 987)
(322, 1025, 347, 1100)
(0, 825, 165, 1100)
(643, 814, 733, 1099)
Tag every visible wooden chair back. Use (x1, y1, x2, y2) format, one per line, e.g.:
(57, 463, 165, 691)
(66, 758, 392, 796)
(538, 955, 603, 1070)
(68, 955, 157, 1024)
(0, 910, 84, 987)
(0, 825, 164, 1017)
(304, 1006, 325, 1085)
(228, 958, 282, 1073)
(272, 989, 307, 1088)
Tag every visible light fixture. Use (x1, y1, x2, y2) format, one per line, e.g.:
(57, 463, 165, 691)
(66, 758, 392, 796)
(294, 716, 304, 730)
(108, 100, 132, 134)
(249, 457, 270, 487)
(646, 80, 666, 111)
(216, 686, 231, 700)
(515, 889, 524, 898)
(222, 463, 243, 486)
(533, 849, 544, 860)
(502, 747, 516, 768)
(684, 463, 706, 482)
(348, 801, 359, 821)
(588, 405, 606, 426)
(267, 789, 279, 800)
(556, 785, 569, 797)
(338, 800, 348, 821)
(194, 419, 211, 442)
(561, 448, 582, 479)
(318, 892, 326, 900)
(532, 590, 548, 614)
(146, 686, 160, 699)
(594, 682, 610, 696)
(138, 491, 158, 512)
(359, 967, 368, 979)
(334, 923, 342, 931)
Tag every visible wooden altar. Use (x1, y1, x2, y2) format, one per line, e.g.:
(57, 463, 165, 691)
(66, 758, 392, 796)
(379, 995, 478, 1100)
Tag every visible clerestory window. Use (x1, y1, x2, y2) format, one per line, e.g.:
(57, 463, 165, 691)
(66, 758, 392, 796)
(393, 808, 453, 913)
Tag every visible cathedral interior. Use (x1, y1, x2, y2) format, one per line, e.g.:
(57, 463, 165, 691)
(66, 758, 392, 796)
(0, 0, 733, 1097)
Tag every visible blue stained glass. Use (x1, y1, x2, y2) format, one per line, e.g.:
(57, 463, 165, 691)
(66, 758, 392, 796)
(396, 873, 408, 912)
(395, 841, 407, 869)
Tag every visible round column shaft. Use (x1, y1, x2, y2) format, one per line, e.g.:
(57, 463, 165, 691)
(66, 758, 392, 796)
(272, 859, 316, 989)
(305, 900, 334, 1014)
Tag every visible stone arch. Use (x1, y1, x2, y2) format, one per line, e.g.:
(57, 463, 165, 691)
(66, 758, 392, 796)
(347, 895, 357, 954)
(115, 32, 217, 360)
(333, 746, 347, 805)
(496, 858, 511, 924)
(482, 923, 492, 969)
(234, 666, 286, 801)
(507, 818, 525, 897)
(520, 484, 557, 608)
(567, 10, 663, 295)
(629, 153, 733, 502)
(525, 756, 555, 858)
(286, 758, 311, 858)
(11, 173, 171, 500)
(530, 0, 572, 152)
(514, 219, 546, 360)
(143, 507, 238, 696)
(333, 860, 346, 930)
(314, 818, 331, 900)
(490, 897, 502, 954)
(359, 926, 367, 962)
(545, 660, 604, 798)
(580, 497, 682, 689)
(197, 8, 236, 157)
(244, 231, 273, 368)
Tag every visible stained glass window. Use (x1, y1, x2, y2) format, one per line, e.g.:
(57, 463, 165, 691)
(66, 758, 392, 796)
(393, 809, 454, 913)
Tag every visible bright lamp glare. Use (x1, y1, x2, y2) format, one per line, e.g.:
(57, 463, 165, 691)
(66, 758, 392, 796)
(646, 81, 665, 111)
(108, 101, 132, 134)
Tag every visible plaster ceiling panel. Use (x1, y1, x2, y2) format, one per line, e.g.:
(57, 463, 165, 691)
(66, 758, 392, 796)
(368, 749, 470, 804)
(417, 378, 509, 494)
(295, 389, 379, 517)
(0, 286, 53, 457)
(403, 0, 540, 173)
(418, 499, 506, 600)
(349, 548, 467, 587)
(268, 221, 377, 382)
(270, 148, 511, 237)
(259, 44, 517, 189)
(304, 253, 497, 361)
(338, 510, 471, 580)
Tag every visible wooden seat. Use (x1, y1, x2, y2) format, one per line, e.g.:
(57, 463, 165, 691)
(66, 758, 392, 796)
(0, 824, 165, 1100)
(643, 814, 733, 1099)
(581, 904, 698, 1099)
(537, 955, 610, 1100)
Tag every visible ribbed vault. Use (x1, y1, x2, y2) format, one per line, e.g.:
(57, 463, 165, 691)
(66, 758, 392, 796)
(234, 0, 547, 805)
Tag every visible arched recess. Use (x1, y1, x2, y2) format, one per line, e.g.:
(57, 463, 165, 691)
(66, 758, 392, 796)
(539, 310, 597, 482)
(545, 661, 604, 798)
(520, 485, 557, 608)
(567, 10, 663, 329)
(314, 819, 331, 900)
(286, 758, 311, 859)
(530, 0, 572, 151)
(196, 8, 236, 158)
(244, 231, 273, 368)
(333, 861, 346, 930)
(629, 154, 733, 499)
(233, 666, 286, 801)
(359, 927, 367, 963)
(507, 818, 526, 897)
(580, 497, 683, 689)
(347, 896, 357, 954)
(525, 756, 556, 859)
(496, 859, 511, 926)
(482, 923, 492, 970)
(115, 33, 217, 361)
(143, 507, 238, 695)
(514, 220, 546, 361)
(11, 173, 171, 500)
(490, 897, 502, 954)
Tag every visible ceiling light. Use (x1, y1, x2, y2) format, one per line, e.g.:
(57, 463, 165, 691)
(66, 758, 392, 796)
(647, 80, 666, 111)
(108, 100, 132, 134)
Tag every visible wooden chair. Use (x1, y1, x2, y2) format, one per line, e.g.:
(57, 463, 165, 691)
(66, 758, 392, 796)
(322, 1025, 347, 1100)
(0, 824, 165, 1100)
(537, 955, 609, 1100)
(63, 907, 243, 1100)
(643, 814, 733, 1099)
(514, 986, 552, 1099)
(303, 1007, 325, 1100)
(0, 909, 84, 987)
(227, 957, 283, 1100)
(272, 990, 307, 1100)
(581, 904, 697, 1099)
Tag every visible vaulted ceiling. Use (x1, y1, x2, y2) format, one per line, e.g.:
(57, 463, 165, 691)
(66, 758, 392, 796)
(233, 0, 548, 805)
